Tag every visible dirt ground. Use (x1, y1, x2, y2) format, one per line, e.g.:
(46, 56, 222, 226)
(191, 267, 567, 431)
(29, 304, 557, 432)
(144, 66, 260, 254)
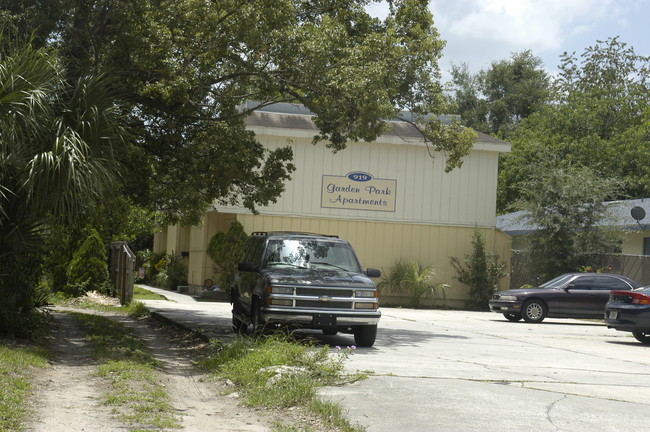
(24, 298, 333, 432)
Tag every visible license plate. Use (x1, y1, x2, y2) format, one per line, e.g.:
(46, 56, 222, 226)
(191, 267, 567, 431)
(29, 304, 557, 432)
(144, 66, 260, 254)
(608, 311, 619, 320)
(314, 314, 337, 326)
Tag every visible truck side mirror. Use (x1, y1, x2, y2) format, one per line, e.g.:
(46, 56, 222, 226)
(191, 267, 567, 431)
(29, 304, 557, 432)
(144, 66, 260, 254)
(237, 262, 257, 272)
(365, 268, 381, 278)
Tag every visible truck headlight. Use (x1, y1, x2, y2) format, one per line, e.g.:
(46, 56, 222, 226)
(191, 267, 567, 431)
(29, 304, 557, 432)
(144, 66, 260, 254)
(272, 286, 294, 295)
(355, 290, 376, 298)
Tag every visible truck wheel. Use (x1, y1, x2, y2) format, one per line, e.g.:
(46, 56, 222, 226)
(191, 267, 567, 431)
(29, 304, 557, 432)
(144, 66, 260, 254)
(232, 316, 247, 334)
(353, 325, 377, 347)
(252, 300, 264, 334)
(231, 295, 247, 334)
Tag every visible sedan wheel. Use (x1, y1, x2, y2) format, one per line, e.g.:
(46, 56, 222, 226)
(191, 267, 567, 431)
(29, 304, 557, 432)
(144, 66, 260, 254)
(632, 331, 650, 345)
(503, 312, 522, 322)
(522, 300, 547, 323)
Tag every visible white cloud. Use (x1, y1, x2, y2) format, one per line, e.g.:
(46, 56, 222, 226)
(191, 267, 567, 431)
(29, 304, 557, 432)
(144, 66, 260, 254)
(432, 0, 622, 52)
(367, 0, 647, 77)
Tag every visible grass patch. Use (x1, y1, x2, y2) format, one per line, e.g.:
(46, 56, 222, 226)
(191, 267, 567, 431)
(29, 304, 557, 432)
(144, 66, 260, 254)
(71, 313, 155, 364)
(133, 286, 167, 301)
(96, 361, 180, 430)
(72, 313, 181, 430)
(0, 342, 49, 432)
(201, 334, 365, 431)
(308, 398, 362, 432)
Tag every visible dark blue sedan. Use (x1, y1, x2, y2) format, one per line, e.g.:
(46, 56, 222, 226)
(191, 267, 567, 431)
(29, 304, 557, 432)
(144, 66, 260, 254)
(605, 287, 650, 344)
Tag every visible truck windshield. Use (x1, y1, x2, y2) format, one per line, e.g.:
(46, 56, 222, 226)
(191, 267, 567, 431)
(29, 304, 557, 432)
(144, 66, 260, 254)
(262, 239, 362, 273)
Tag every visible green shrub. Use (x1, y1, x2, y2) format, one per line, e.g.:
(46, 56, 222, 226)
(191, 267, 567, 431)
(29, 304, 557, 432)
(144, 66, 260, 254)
(164, 253, 187, 290)
(65, 226, 111, 296)
(378, 261, 447, 308)
(450, 229, 508, 310)
(146, 251, 166, 283)
(207, 221, 248, 290)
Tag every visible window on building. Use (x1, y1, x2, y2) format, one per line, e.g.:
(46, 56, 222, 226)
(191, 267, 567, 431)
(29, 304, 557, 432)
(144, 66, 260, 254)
(644, 237, 650, 256)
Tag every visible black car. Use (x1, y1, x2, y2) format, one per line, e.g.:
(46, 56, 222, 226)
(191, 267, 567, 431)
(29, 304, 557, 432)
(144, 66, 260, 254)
(605, 287, 650, 344)
(489, 273, 643, 323)
(231, 231, 381, 347)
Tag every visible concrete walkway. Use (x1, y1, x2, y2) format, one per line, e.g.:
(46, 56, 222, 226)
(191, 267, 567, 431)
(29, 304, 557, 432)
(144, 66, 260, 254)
(137, 284, 236, 341)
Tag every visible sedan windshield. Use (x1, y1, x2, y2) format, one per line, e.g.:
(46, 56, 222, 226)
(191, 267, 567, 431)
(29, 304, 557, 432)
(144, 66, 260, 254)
(262, 239, 362, 273)
(539, 274, 575, 289)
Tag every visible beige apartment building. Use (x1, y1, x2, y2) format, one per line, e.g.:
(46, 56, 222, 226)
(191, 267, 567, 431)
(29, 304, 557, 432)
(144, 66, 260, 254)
(154, 104, 512, 308)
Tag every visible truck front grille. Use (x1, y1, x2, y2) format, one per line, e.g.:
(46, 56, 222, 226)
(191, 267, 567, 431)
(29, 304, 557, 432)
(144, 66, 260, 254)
(295, 300, 353, 309)
(295, 287, 353, 297)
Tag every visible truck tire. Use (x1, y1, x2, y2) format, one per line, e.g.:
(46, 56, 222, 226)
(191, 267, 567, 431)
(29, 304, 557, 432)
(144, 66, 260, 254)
(232, 316, 247, 334)
(353, 325, 377, 347)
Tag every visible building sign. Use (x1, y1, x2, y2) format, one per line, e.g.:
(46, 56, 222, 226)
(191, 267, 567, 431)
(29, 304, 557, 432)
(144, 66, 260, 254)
(321, 172, 396, 212)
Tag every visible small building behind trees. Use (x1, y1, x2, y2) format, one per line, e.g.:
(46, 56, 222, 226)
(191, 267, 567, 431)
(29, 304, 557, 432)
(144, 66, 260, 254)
(154, 104, 512, 308)
(498, 198, 650, 286)
(497, 198, 650, 255)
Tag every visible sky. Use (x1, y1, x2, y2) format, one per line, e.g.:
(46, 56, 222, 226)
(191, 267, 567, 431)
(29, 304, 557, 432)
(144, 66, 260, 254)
(367, 0, 649, 81)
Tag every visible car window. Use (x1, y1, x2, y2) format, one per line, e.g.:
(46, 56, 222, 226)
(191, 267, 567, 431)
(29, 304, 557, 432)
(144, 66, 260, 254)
(240, 240, 254, 263)
(568, 275, 633, 291)
(570, 276, 601, 290)
(262, 239, 361, 272)
(591, 276, 633, 291)
(242, 237, 265, 265)
(250, 238, 266, 266)
(540, 274, 575, 289)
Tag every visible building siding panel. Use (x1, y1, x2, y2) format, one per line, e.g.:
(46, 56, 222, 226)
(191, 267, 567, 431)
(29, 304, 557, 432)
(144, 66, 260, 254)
(218, 136, 499, 228)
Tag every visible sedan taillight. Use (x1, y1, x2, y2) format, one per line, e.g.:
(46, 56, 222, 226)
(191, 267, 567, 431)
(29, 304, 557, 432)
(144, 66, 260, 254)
(611, 290, 650, 305)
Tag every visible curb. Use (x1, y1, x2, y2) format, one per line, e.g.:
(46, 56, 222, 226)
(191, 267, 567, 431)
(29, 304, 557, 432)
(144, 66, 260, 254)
(148, 311, 212, 343)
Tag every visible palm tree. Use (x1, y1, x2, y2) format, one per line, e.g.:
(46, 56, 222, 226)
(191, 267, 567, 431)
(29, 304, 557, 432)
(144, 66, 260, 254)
(378, 261, 447, 308)
(0, 33, 125, 331)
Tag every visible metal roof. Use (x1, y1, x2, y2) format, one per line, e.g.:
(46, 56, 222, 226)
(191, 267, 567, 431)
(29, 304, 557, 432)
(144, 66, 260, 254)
(243, 102, 510, 150)
(496, 198, 650, 235)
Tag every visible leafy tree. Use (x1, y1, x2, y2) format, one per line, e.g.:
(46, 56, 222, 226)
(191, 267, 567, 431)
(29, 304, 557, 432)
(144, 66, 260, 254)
(0, 31, 126, 330)
(207, 221, 249, 290)
(378, 261, 447, 308)
(514, 155, 623, 282)
(2, 0, 476, 225)
(498, 38, 650, 213)
(448, 50, 550, 138)
(450, 229, 507, 310)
